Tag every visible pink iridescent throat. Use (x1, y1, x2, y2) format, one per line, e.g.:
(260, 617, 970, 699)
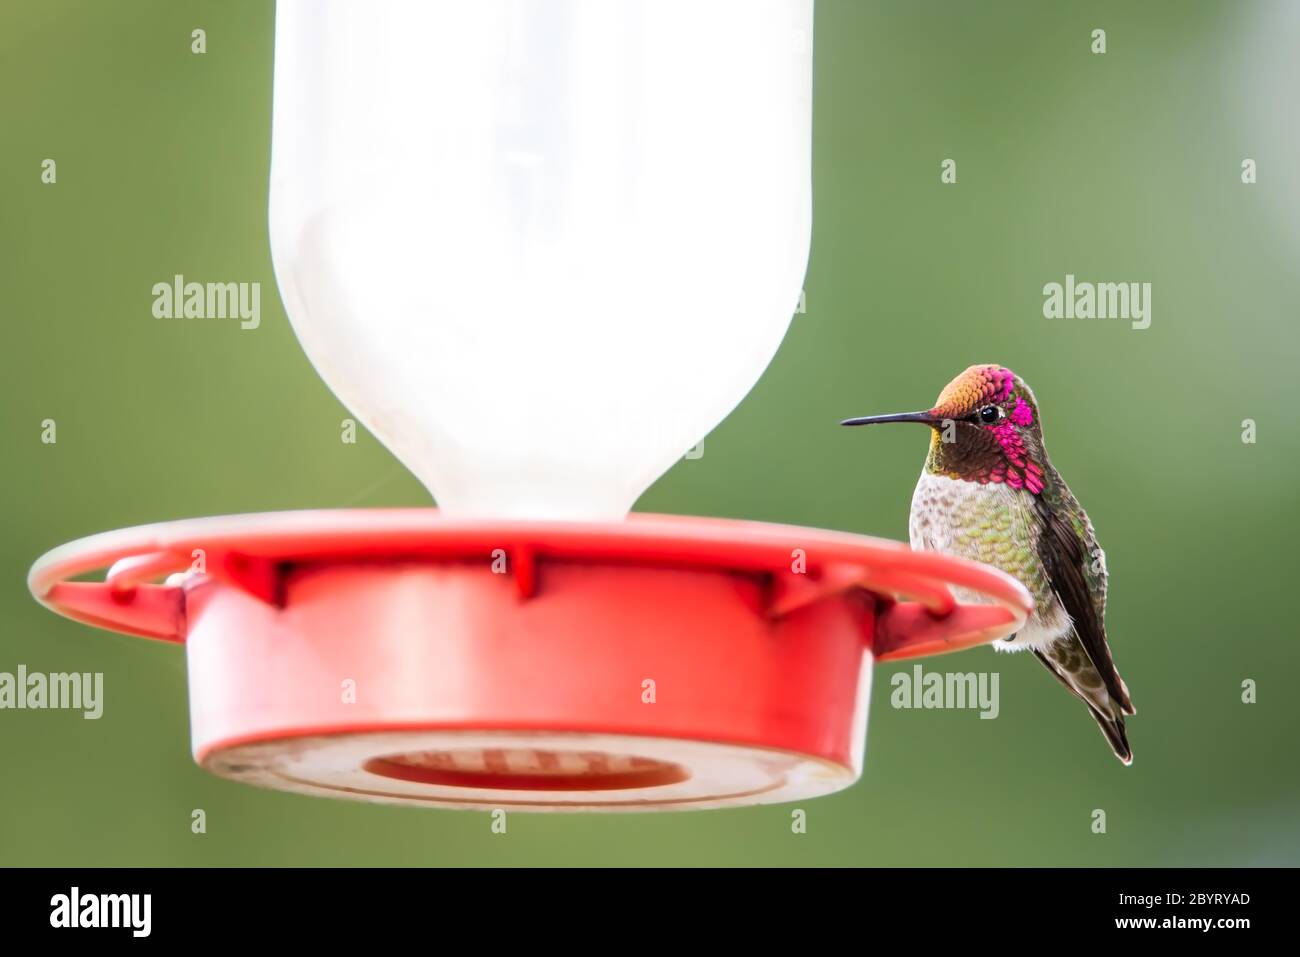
(987, 396, 1043, 494)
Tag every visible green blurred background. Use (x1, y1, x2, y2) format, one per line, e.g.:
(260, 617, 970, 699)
(2, 0, 1298, 866)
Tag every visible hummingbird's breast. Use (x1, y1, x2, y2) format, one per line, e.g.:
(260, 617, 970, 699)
(908, 470, 1069, 650)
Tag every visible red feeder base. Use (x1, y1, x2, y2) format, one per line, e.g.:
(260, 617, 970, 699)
(28, 510, 1030, 811)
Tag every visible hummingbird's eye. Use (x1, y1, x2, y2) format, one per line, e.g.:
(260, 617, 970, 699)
(977, 406, 1002, 424)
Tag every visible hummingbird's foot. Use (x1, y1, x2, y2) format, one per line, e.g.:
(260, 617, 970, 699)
(1002, 632, 1018, 643)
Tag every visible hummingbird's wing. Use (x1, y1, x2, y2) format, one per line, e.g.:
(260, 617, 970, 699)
(1032, 495, 1135, 716)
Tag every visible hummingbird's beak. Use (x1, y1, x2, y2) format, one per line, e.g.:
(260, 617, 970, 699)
(840, 411, 942, 427)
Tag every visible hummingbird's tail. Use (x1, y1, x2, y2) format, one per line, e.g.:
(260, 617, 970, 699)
(1084, 702, 1132, 766)
(1032, 642, 1134, 766)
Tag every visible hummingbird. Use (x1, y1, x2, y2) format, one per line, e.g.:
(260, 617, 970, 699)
(842, 364, 1135, 764)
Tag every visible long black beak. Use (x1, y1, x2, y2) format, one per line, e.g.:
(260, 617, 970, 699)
(840, 411, 941, 427)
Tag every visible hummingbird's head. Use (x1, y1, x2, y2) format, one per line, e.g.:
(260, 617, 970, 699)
(842, 364, 1049, 493)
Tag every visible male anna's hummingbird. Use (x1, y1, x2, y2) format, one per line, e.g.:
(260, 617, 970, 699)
(842, 364, 1136, 764)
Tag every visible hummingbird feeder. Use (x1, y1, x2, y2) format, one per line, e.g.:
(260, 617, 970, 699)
(29, 0, 1031, 811)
